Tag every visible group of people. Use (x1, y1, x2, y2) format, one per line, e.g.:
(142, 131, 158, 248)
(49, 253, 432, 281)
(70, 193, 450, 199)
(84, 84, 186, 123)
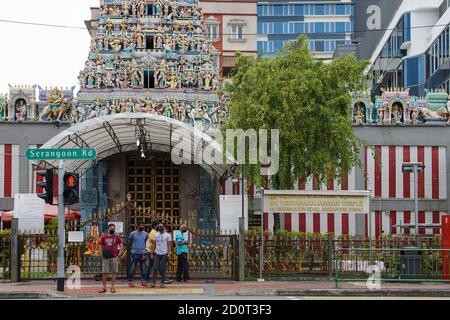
(98, 221, 190, 293)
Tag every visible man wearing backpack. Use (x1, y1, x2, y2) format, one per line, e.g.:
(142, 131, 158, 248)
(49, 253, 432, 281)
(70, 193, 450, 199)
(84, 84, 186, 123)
(99, 223, 123, 294)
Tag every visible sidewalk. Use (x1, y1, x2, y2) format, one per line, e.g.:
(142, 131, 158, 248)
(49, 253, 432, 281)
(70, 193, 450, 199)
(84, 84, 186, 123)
(1, 280, 450, 298)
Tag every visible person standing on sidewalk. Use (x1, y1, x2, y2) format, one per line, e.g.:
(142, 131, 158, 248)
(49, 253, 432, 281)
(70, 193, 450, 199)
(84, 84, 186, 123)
(99, 223, 123, 294)
(151, 223, 172, 288)
(128, 221, 148, 288)
(145, 221, 159, 282)
(176, 224, 190, 283)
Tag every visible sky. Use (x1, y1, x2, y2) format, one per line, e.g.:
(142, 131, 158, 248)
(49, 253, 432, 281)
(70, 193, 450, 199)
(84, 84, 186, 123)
(0, 0, 99, 94)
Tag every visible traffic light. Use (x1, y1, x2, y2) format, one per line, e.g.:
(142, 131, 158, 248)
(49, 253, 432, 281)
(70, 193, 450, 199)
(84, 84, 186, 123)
(37, 169, 54, 205)
(63, 173, 80, 205)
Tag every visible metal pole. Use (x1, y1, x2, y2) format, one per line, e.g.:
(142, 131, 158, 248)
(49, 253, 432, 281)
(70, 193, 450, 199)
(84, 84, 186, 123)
(258, 187, 265, 282)
(414, 164, 419, 246)
(57, 160, 65, 292)
(241, 166, 245, 220)
(368, 195, 373, 265)
(238, 166, 245, 281)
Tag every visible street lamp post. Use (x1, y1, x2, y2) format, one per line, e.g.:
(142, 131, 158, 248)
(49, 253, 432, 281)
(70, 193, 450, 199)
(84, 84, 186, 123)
(233, 166, 246, 281)
(402, 162, 425, 246)
(258, 187, 265, 282)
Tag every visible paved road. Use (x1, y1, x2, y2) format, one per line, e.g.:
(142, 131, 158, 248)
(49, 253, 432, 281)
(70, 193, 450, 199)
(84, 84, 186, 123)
(43, 294, 450, 300)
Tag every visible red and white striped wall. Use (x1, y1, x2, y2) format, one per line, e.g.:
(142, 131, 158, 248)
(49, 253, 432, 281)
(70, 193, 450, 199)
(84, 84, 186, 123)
(366, 146, 446, 200)
(224, 145, 448, 236)
(0, 144, 20, 198)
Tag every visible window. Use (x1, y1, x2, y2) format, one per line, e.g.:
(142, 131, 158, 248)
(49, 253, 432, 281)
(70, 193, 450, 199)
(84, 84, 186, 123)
(230, 25, 244, 40)
(261, 22, 274, 34)
(260, 5, 274, 16)
(206, 23, 219, 40)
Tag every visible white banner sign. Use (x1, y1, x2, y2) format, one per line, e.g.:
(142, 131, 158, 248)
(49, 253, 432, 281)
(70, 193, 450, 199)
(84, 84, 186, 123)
(68, 231, 84, 243)
(263, 190, 370, 214)
(13, 194, 45, 233)
(219, 195, 248, 234)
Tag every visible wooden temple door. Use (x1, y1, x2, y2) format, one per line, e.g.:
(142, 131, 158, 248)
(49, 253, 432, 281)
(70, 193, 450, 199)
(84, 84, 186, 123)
(126, 154, 181, 231)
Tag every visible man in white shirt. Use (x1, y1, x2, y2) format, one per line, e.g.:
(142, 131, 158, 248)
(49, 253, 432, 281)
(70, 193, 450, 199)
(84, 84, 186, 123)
(150, 223, 172, 288)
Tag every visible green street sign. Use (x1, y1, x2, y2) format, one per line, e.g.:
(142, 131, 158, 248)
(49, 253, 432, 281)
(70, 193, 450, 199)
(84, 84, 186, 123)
(26, 148, 97, 161)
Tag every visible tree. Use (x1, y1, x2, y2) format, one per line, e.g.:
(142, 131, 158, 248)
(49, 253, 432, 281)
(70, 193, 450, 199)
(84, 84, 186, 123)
(223, 36, 369, 189)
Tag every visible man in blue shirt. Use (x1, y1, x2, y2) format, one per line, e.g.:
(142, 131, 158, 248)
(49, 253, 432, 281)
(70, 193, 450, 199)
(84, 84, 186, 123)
(175, 224, 190, 282)
(128, 221, 148, 287)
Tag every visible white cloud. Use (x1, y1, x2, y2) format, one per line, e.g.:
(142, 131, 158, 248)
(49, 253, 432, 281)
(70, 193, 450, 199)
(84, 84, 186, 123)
(0, 0, 99, 93)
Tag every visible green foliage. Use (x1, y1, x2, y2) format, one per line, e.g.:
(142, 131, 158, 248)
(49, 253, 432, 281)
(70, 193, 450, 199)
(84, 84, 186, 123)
(45, 218, 58, 235)
(224, 36, 369, 188)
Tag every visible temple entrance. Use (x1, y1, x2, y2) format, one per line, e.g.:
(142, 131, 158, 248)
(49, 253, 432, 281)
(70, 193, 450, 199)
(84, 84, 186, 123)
(126, 154, 180, 230)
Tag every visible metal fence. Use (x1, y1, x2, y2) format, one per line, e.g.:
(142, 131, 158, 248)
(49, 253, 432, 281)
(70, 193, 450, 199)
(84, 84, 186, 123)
(334, 248, 450, 288)
(17, 232, 237, 281)
(244, 235, 442, 279)
(245, 236, 331, 279)
(0, 232, 11, 280)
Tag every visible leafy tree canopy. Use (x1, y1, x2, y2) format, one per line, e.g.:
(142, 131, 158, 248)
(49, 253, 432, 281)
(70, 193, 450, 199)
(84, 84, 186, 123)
(223, 36, 369, 189)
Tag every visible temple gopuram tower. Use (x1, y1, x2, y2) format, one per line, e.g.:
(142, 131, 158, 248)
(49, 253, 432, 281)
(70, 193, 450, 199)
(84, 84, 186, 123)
(69, 0, 230, 232)
(76, 0, 227, 127)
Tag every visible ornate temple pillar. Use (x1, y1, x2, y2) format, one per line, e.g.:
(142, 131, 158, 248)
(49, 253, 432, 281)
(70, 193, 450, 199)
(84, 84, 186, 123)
(198, 166, 217, 231)
(80, 166, 97, 229)
(97, 162, 109, 231)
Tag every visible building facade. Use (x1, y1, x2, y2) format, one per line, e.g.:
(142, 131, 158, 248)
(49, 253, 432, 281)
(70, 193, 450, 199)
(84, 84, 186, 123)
(0, 0, 449, 239)
(257, 0, 353, 59)
(352, 0, 450, 97)
(200, 0, 258, 77)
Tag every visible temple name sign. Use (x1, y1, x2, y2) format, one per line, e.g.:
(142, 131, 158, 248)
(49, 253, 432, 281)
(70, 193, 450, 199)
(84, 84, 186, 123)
(26, 148, 97, 161)
(263, 190, 370, 214)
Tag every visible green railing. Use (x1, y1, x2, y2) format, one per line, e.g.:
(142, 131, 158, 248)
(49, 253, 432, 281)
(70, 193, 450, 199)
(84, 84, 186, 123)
(334, 248, 450, 288)
(0, 231, 11, 280)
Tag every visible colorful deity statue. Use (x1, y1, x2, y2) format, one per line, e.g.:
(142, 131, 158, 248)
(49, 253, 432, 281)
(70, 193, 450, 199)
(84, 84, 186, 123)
(15, 100, 27, 122)
(134, 24, 145, 48)
(162, 98, 173, 118)
(105, 19, 114, 36)
(411, 106, 419, 125)
(48, 87, 64, 112)
(0, 94, 7, 120)
(84, 223, 101, 256)
(139, 0, 146, 16)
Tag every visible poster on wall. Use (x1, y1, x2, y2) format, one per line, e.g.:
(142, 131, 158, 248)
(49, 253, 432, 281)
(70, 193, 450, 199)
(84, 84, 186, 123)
(13, 194, 45, 234)
(68, 231, 84, 243)
(219, 195, 248, 235)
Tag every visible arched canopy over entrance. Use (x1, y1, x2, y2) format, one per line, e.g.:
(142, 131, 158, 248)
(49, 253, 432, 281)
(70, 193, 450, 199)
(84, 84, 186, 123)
(36, 113, 236, 178)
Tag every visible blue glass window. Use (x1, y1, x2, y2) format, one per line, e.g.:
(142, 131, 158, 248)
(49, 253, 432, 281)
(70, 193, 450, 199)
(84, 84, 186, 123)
(294, 5, 304, 15)
(274, 22, 283, 34)
(315, 22, 324, 33)
(336, 5, 346, 15)
(274, 5, 283, 16)
(315, 5, 324, 15)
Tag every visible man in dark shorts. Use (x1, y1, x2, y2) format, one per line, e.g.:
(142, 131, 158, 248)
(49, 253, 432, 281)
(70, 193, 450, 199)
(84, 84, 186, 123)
(99, 223, 123, 293)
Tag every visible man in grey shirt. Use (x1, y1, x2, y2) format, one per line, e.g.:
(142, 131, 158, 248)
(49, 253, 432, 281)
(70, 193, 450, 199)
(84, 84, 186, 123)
(128, 221, 148, 287)
(151, 223, 172, 288)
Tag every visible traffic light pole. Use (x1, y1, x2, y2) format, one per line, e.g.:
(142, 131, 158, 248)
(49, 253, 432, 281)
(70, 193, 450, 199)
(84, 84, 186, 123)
(57, 160, 65, 292)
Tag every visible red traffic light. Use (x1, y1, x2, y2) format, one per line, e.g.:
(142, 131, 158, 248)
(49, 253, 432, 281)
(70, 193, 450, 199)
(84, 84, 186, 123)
(65, 174, 77, 188)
